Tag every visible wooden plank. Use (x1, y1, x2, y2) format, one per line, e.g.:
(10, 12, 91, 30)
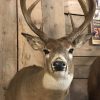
(74, 66, 90, 79)
(41, 0, 66, 39)
(73, 57, 96, 66)
(0, 0, 17, 99)
(64, 0, 84, 15)
(73, 57, 97, 78)
(65, 15, 88, 35)
(70, 79, 88, 100)
(74, 42, 100, 56)
(64, 0, 88, 15)
(18, 0, 44, 70)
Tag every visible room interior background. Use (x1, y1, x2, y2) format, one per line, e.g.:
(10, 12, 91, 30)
(0, 0, 100, 100)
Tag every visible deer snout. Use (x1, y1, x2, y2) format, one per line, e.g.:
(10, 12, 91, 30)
(52, 61, 66, 71)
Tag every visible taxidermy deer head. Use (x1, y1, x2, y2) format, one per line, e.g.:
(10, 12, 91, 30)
(21, 0, 96, 80)
(5, 0, 96, 100)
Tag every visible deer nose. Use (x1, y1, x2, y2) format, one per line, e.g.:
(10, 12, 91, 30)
(53, 61, 66, 71)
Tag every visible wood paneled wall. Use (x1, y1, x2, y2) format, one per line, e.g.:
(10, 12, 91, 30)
(0, 0, 17, 99)
(0, 0, 100, 100)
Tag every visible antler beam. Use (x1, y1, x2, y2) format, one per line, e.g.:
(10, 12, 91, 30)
(67, 0, 96, 42)
(20, 0, 48, 42)
(20, 0, 96, 45)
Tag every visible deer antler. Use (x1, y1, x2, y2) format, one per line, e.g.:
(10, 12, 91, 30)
(20, 0, 96, 44)
(20, 0, 48, 42)
(67, 0, 96, 42)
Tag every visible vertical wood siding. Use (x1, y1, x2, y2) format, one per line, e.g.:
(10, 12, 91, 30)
(0, 0, 17, 100)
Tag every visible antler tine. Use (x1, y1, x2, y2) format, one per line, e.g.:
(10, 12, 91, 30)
(69, 13, 76, 31)
(27, 0, 40, 14)
(40, 22, 43, 31)
(67, 0, 96, 42)
(20, 0, 48, 42)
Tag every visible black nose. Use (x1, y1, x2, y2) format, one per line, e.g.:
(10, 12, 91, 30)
(53, 61, 66, 71)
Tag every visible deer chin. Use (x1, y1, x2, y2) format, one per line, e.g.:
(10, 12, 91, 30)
(48, 64, 68, 79)
(53, 71, 68, 79)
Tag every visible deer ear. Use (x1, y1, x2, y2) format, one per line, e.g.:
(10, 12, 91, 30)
(72, 33, 92, 48)
(22, 33, 44, 50)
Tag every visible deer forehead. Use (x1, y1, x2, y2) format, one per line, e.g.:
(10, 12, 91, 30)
(45, 45, 73, 61)
(45, 39, 72, 50)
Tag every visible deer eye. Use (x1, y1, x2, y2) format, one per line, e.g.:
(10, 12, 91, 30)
(43, 49, 50, 55)
(69, 48, 74, 54)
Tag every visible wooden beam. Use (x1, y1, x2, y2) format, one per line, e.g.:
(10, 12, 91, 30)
(0, 0, 17, 99)
(41, 0, 66, 39)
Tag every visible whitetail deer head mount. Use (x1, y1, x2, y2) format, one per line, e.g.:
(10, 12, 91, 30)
(22, 33, 74, 80)
(20, 0, 96, 88)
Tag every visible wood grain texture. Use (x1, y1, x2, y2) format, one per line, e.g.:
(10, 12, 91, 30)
(65, 15, 88, 35)
(74, 66, 90, 78)
(73, 57, 96, 66)
(41, 0, 66, 39)
(64, 0, 88, 15)
(74, 42, 100, 56)
(0, 0, 17, 99)
(70, 79, 88, 100)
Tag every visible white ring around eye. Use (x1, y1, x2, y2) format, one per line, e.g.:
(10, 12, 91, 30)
(46, 54, 50, 58)
(69, 54, 73, 60)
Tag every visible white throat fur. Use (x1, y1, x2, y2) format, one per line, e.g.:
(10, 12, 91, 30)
(43, 72, 73, 91)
